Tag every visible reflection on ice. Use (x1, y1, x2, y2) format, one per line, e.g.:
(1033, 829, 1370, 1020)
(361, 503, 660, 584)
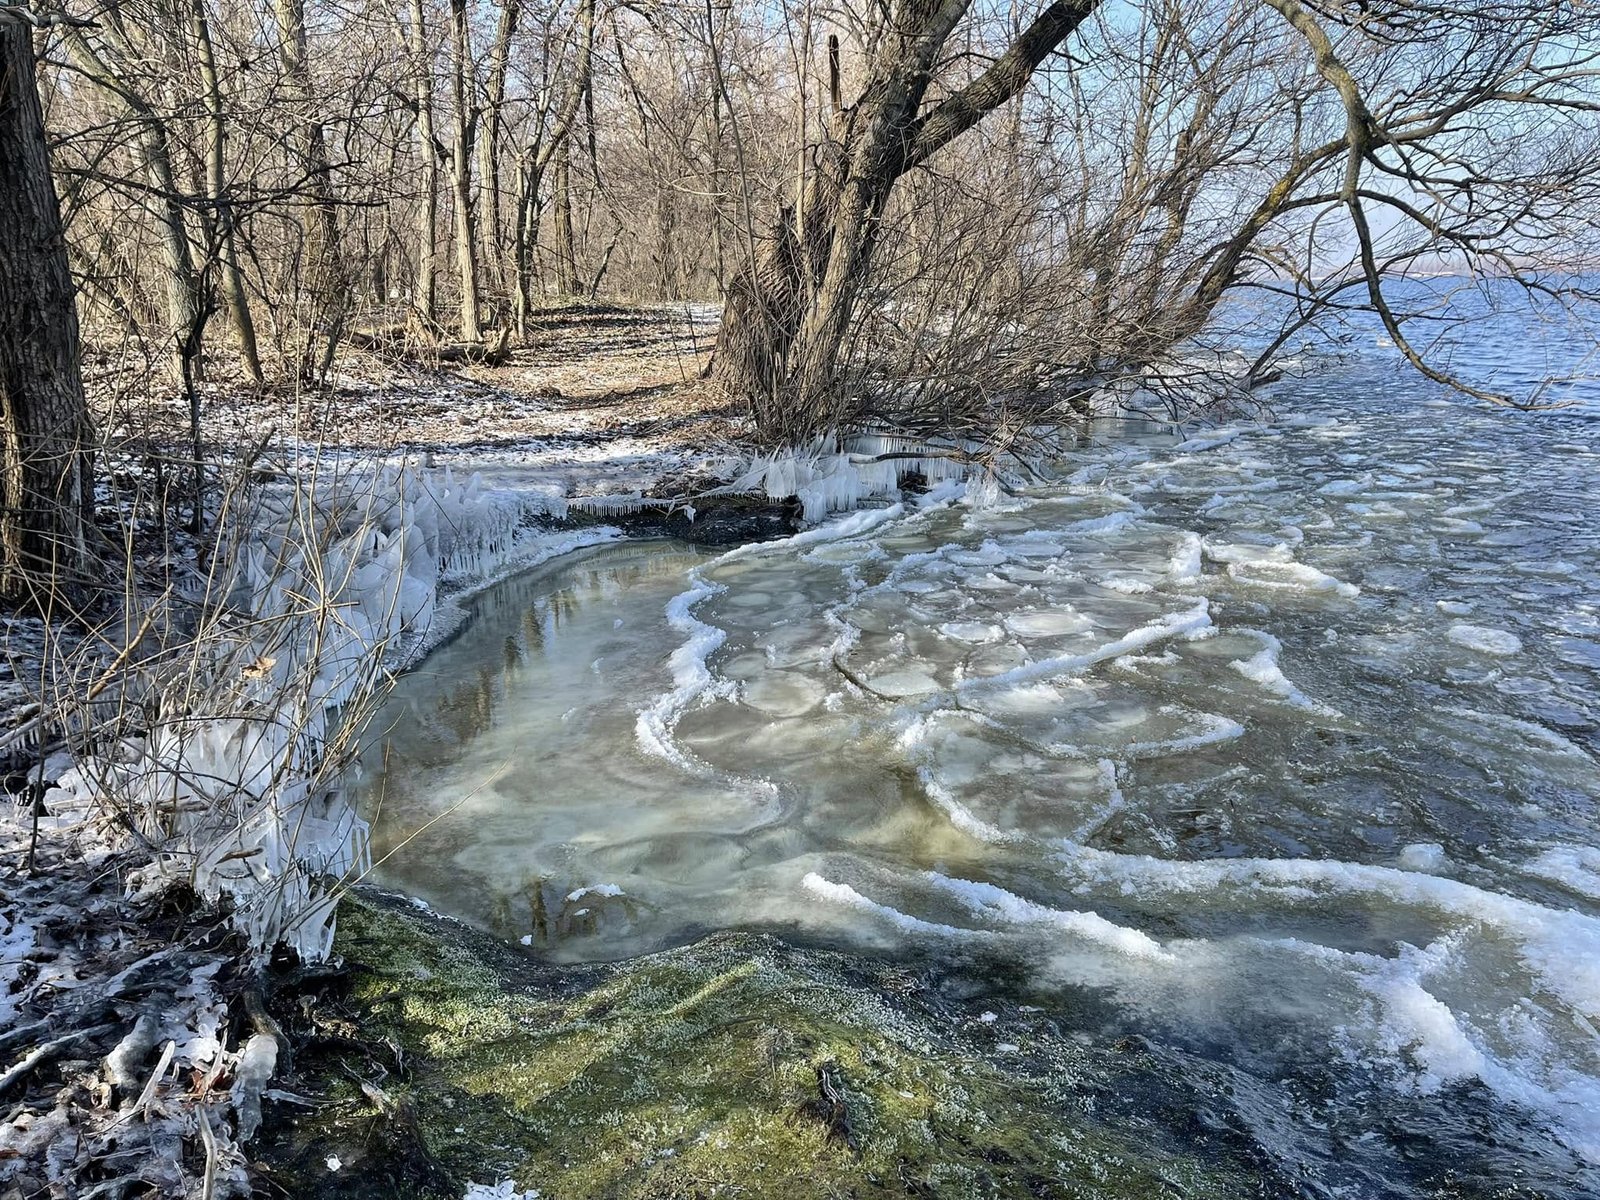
(357, 384, 1600, 1194)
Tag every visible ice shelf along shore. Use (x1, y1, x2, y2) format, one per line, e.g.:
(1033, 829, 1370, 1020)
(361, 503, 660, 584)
(41, 462, 623, 961)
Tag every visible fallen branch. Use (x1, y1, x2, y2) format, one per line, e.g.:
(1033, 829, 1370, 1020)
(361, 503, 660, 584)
(197, 1103, 220, 1200)
(241, 982, 292, 1078)
(0, 1022, 118, 1096)
(435, 327, 513, 365)
(0, 1016, 52, 1058)
(123, 1037, 176, 1121)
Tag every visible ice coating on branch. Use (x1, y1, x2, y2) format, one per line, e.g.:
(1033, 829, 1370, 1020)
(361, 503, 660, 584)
(569, 492, 650, 517)
(231, 1033, 278, 1141)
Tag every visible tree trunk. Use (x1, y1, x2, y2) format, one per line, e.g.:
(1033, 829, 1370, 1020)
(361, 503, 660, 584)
(511, 155, 541, 334)
(448, 0, 481, 341)
(741, 2, 970, 429)
(551, 141, 577, 297)
(272, 0, 346, 381)
(0, 14, 95, 605)
(713, 0, 1099, 440)
(401, 0, 439, 326)
(60, 24, 203, 381)
(477, 0, 520, 312)
(190, 0, 263, 382)
(514, 0, 594, 316)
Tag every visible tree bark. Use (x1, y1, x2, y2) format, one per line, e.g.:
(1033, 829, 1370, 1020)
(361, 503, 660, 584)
(550, 139, 577, 297)
(448, 0, 481, 341)
(511, 0, 593, 323)
(59, 23, 203, 381)
(0, 11, 95, 605)
(272, 0, 346, 381)
(190, 0, 263, 382)
(400, 0, 439, 326)
(511, 155, 540, 333)
(478, 0, 520, 311)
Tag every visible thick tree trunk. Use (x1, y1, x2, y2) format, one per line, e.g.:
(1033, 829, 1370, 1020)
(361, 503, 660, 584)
(713, 2, 965, 435)
(0, 14, 95, 605)
(448, 0, 481, 341)
(713, 184, 834, 441)
(713, 0, 1099, 441)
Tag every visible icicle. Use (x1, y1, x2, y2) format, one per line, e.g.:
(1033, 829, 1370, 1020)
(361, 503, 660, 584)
(764, 456, 799, 500)
(569, 492, 648, 517)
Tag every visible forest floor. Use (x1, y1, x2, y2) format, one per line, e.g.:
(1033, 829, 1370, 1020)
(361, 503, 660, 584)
(92, 301, 751, 502)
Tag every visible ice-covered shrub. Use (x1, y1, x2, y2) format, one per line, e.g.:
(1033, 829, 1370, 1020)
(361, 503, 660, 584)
(49, 459, 572, 961)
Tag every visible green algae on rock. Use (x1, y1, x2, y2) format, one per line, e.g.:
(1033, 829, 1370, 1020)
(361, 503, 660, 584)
(262, 892, 1263, 1199)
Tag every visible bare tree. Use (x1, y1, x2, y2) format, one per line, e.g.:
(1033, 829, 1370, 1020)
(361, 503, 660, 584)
(714, 1, 1100, 439)
(712, 0, 1600, 441)
(447, 0, 482, 340)
(18, 0, 1594, 422)
(478, 0, 521, 312)
(188, 0, 262, 381)
(0, 1, 95, 605)
(510, 0, 593, 324)
(57, 14, 204, 380)
(398, 0, 441, 328)
(272, 0, 346, 380)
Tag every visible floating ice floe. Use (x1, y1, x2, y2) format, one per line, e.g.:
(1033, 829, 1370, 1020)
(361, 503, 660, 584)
(1446, 623, 1523, 655)
(1398, 843, 1449, 873)
(1228, 630, 1342, 718)
(1523, 847, 1600, 899)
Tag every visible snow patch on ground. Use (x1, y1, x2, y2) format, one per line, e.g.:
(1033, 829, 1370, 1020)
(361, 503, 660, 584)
(0, 910, 36, 1030)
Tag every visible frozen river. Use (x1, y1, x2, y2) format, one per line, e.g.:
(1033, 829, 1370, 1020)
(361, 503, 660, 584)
(357, 357, 1600, 1196)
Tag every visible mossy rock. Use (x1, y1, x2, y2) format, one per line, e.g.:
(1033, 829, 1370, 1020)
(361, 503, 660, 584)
(259, 892, 1267, 1199)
